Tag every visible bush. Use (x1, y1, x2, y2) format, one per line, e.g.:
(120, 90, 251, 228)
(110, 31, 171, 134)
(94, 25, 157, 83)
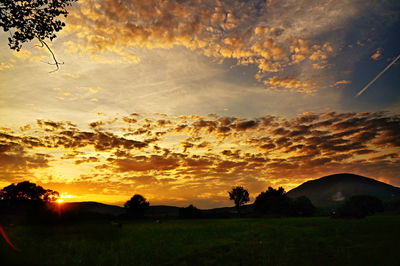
(179, 205, 202, 219)
(254, 187, 292, 216)
(336, 195, 384, 218)
(292, 196, 316, 217)
(254, 187, 316, 217)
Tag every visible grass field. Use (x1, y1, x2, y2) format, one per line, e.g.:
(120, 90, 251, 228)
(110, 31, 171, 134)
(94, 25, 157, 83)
(1, 216, 400, 266)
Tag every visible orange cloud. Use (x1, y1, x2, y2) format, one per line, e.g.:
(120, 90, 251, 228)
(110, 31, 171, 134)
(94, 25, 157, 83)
(334, 80, 352, 86)
(264, 76, 317, 93)
(370, 48, 383, 60)
(1, 112, 399, 207)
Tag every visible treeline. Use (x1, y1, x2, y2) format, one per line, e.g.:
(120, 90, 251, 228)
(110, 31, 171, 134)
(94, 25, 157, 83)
(177, 186, 317, 219)
(0, 181, 397, 224)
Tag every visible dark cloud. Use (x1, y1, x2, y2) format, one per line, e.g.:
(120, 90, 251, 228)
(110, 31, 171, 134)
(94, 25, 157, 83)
(75, 156, 100, 165)
(37, 120, 77, 131)
(234, 120, 259, 130)
(112, 155, 180, 172)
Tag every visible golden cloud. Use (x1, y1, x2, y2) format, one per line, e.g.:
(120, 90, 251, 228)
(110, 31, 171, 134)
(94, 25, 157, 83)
(60, 0, 340, 91)
(0, 62, 13, 71)
(370, 48, 383, 61)
(264, 76, 317, 93)
(1, 112, 399, 207)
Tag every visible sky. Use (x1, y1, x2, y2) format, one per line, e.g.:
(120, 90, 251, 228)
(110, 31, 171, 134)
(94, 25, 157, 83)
(0, 0, 399, 208)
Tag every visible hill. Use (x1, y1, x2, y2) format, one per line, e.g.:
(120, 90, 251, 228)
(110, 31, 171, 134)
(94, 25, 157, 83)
(61, 202, 125, 216)
(59, 202, 182, 217)
(57, 202, 244, 217)
(287, 173, 400, 208)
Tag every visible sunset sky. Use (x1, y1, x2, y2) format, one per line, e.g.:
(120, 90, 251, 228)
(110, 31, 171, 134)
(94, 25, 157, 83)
(0, 0, 399, 208)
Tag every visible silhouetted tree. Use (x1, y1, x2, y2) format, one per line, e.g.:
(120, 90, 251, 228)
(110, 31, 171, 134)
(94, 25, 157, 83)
(336, 195, 384, 218)
(253, 187, 292, 216)
(292, 196, 316, 217)
(179, 204, 202, 219)
(124, 194, 150, 218)
(228, 186, 250, 213)
(0, 181, 59, 220)
(0, 181, 59, 202)
(0, 0, 77, 71)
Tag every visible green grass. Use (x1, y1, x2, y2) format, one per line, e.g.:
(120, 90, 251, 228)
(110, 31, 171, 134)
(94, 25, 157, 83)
(1, 216, 400, 265)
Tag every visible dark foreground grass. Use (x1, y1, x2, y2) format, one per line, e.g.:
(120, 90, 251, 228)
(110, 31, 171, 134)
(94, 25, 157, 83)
(1, 216, 400, 266)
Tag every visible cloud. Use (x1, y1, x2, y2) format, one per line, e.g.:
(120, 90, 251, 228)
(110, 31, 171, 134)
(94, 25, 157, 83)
(62, 72, 81, 79)
(61, 0, 378, 91)
(1, 111, 399, 207)
(0, 141, 51, 181)
(264, 76, 317, 93)
(53, 86, 102, 101)
(334, 80, 352, 86)
(75, 156, 100, 165)
(0, 62, 13, 71)
(81, 86, 101, 94)
(234, 120, 259, 130)
(36, 120, 77, 131)
(370, 48, 383, 60)
(111, 155, 180, 172)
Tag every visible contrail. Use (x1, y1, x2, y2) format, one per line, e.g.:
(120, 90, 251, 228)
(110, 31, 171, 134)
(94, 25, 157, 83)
(355, 54, 400, 97)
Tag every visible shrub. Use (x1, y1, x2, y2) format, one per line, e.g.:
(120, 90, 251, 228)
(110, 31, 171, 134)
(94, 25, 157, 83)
(179, 205, 202, 219)
(336, 195, 384, 218)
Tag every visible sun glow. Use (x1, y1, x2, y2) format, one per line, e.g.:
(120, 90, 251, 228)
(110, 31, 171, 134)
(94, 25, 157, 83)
(56, 198, 64, 204)
(55, 193, 76, 204)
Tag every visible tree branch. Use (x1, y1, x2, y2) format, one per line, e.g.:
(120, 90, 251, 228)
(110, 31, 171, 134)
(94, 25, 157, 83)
(37, 38, 64, 73)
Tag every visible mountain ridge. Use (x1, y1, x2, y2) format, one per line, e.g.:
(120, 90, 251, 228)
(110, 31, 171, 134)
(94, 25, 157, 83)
(287, 173, 400, 208)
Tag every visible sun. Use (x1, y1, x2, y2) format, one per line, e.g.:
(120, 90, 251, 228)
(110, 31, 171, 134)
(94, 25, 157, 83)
(55, 192, 75, 204)
(56, 198, 64, 204)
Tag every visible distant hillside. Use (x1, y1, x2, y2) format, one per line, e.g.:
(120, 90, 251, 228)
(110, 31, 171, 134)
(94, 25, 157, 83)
(60, 202, 183, 217)
(58, 202, 248, 217)
(287, 173, 400, 208)
(61, 202, 125, 216)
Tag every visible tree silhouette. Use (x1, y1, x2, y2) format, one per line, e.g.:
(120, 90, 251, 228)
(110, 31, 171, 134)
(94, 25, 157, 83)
(0, 181, 59, 218)
(253, 187, 292, 216)
(0, 0, 77, 71)
(124, 194, 150, 218)
(0, 181, 59, 202)
(228, 186, 250, 213)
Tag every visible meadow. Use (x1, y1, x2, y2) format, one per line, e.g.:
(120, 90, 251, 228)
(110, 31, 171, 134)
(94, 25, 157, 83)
(1, 216, 400, 266)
